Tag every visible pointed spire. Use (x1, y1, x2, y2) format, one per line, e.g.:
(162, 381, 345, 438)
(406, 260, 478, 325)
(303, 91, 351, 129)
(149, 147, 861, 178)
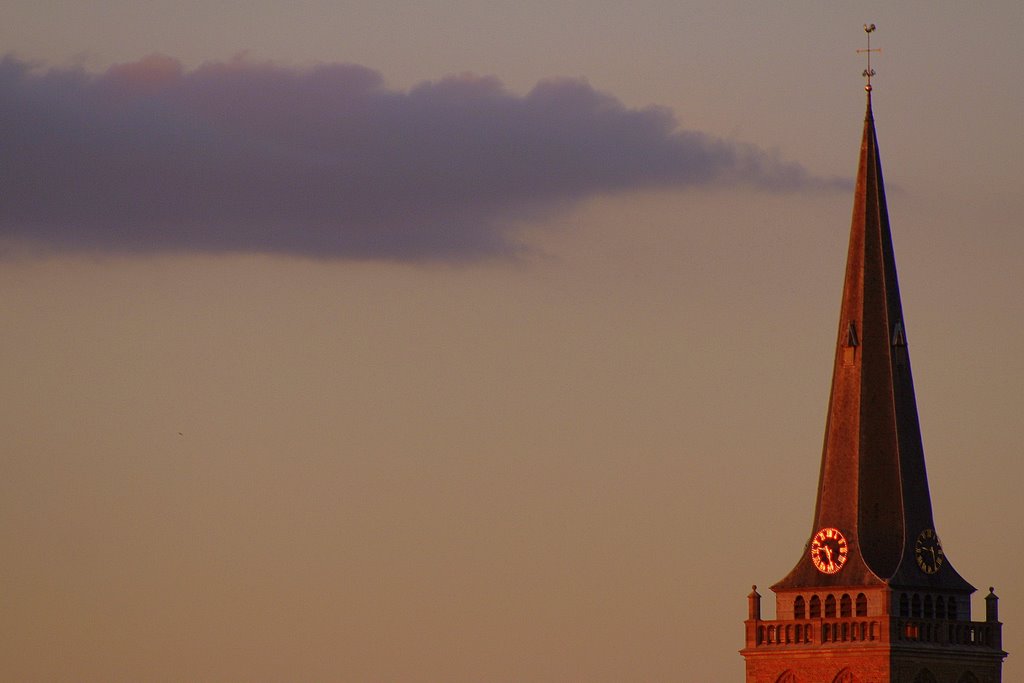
(774, 90, 972, 592)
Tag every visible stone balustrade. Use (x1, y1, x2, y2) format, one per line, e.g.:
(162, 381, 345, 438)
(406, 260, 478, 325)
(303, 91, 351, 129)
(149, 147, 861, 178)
(748, 617, 1002, 651)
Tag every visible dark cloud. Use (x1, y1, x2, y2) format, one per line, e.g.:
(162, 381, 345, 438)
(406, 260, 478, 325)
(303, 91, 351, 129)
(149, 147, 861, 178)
(1, 55, 830, 260)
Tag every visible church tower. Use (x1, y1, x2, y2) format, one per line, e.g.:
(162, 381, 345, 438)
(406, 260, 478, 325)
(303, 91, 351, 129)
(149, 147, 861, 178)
(740, 30, 1007, 683)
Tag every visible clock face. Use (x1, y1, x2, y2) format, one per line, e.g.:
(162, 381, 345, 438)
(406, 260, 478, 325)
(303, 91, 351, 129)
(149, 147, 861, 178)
(810, 527, 849, 574)
(915, 528, 944, 575)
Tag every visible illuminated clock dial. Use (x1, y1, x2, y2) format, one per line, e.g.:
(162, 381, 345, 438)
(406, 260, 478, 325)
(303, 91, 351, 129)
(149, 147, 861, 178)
(810, 527, 849, 574)
(914, 528, 944, 575)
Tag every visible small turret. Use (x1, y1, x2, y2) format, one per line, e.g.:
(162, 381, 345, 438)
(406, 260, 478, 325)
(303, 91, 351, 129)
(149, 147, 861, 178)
(747, 586, 761, 621)
(986, 587, 1000, 623)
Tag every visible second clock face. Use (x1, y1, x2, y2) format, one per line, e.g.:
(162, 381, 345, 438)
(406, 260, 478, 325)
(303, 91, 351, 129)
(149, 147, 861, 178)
(810, 527, 849, 574)
(915, 528, 944, 574)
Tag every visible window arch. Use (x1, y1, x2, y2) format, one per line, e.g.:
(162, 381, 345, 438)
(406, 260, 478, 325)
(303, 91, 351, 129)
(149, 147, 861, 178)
(840, 593, 852, 617)
(924, 594, 934, 618)
(856, 593, 867, 616)
(832, 668, 857, 683)
(948, 598, 958, 621)
(810, 595, 821, 618)
(775, 672, 798, 683)
(957, 672, 980, 683)
(899, 593, 909, 617)
(936, 596, 945, 619)
(794, 595, 806, 619)
(912, 669, 937, 683)
(912, 593, 922, 618)
(825, 594, 837, 618)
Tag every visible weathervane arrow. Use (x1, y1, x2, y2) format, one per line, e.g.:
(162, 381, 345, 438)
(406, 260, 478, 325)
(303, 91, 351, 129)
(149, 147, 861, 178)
(856, 23, 881, 91)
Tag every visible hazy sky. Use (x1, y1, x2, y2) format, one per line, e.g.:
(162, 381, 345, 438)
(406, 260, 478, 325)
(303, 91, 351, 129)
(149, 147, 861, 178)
(2, 2, 1022, 681)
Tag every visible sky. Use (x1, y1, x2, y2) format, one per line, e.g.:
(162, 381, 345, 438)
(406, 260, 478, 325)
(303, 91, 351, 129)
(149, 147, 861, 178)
(1, 2, 1022, 681)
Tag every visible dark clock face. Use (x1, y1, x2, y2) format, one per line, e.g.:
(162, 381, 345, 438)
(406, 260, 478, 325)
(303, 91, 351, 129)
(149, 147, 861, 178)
(915, 528, 944, 574)
(810, 527, 849, 574)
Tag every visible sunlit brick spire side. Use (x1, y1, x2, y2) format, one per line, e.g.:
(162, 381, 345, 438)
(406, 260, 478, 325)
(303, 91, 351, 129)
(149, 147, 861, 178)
(773, 91, 972, 592)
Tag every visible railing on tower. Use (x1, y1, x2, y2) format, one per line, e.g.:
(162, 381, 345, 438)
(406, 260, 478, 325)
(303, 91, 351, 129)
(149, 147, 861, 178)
(748, 616, 1002, 651)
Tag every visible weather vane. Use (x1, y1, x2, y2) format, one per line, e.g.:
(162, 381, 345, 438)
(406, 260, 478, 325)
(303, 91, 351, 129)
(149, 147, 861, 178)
(857, 23, 881, 91)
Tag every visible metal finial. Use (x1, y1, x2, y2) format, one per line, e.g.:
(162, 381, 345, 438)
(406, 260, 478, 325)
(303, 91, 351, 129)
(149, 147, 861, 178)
(856, 23, 881, 91)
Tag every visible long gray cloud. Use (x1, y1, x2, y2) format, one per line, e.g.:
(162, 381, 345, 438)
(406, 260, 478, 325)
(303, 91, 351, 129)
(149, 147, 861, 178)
(1, 54, 830, 260)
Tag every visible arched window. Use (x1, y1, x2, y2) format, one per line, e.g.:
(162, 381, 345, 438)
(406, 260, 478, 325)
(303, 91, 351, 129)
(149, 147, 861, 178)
(948, 598, 958, 621)
(856, 593, 868, 616)
(832, 668, 857, 683)
(923, 595, 933, 618)
(825, 594, 837, 618)
(840, 594, 852, 617)
(913, 669, 937, 683)
(956, 672, 980, 683)
(775, 671, 798, 683)
(794, 596, 806, 619)
(899, 593, 909, 617)
(810, 595, 821, 618)
(936, 596, 945, 619)
(912, 594, 922, 618)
